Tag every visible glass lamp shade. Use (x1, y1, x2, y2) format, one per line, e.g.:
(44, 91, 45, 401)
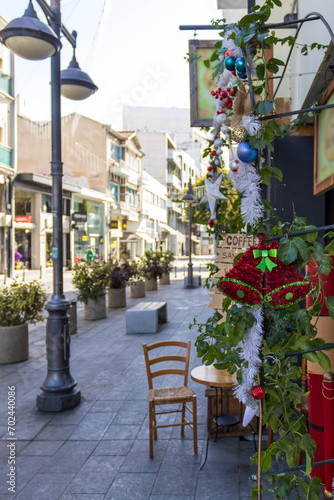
(60, 55, 98, 101)
(0, 5, 61, 60)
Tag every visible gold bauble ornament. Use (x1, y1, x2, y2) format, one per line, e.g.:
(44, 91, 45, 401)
(230, 125, 248, 143)
(324, 489, 333, 500)
(323, 372, 334, 382)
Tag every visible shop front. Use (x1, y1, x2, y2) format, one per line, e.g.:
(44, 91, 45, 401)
(14, 189, 35, 270)
(73, 196, 105, 261)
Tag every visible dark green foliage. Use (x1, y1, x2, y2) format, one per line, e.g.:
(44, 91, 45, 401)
(72, 261, 110, 303)
(0, 281, 47, 327)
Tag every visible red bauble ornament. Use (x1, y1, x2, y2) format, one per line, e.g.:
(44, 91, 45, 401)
(231, 70, 236, 75)
(225, 50, 232, 57)
(211, 151, 216, 156)
(230, 90, 235, 96)
(226, 87, 230, 92)
(221, 91, 227, 98)
(251, 385, 265, 400)
(208, 220, 213, 227)
(207, 166, 212, 172)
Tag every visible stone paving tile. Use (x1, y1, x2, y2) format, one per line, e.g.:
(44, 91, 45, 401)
(59, 495, 104, 500)
(39, 441, 98, 474)
(35, 424, 76, 441)
(0, 456, 46, 495)
(103, 423, 141, 440)
(14, 473, 74, 499)
(63, 455, 124, 495)
(18, 440, 64, 456)
(68, 412, 116, 440)
(104, 472, 156, 499)
(93, 439, 133, 456)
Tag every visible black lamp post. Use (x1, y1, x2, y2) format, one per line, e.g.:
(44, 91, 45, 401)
(182, 179, 198, 288)
(0, 0, 97, 412)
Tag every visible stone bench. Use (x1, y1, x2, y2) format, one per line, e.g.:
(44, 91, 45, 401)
(126, 302, 167, 334)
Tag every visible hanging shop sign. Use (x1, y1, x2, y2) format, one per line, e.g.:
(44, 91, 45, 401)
(72, 212, 87, 223)
(189, 40, 219, 127)
(15, 215, 32, 223)
(314, 80, 334, 195)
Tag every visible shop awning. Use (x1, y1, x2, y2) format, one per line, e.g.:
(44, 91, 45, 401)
(159, 223, 177, 235)
(120, 233, 138, 243)
(135, 231, 155, 244)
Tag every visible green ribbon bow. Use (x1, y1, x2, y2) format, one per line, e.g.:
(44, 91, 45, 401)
(253, 248, 278, 272)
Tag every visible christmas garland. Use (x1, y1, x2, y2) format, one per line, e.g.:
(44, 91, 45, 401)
(192, 1, 334, 499)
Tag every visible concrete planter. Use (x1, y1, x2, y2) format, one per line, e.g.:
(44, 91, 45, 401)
(0, 323, 29, 365)
(160, 272, 170, 285)
(84, 295, 106, 320)
(68, 299, 77, 334)
(145, 277, 158, 291)
(108, 287, 126, 308)
(130, 281, 146, 298)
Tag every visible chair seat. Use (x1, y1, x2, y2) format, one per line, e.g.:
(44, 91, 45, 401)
(148, 386, 195, 404)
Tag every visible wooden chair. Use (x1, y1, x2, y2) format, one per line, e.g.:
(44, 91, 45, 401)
(142, 340, 198, 458)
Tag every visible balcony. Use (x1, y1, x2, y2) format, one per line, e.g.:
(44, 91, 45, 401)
(167, 173, 181, 191)
(167, 198, 182, 214)
(167, 149, 181, 169)
(0, 144, 12, 168)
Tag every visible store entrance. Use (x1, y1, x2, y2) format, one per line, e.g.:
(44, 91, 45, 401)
(15, 230, 31, 270)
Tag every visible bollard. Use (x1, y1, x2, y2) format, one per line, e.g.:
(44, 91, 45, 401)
(175, 266, 177, 278)
(40, 266, 42, 280)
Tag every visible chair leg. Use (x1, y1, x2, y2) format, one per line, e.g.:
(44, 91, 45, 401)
(181, 402, 186, 437)
(153, 405, 157, 440)
(193, 396, 198, 454)
(149, 400, 154, 458)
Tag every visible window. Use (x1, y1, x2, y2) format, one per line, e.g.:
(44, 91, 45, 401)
(137, 194, 141, 208)
(116, 146, 123, 161)
(128, 188, 136, 206)
(42, 194, 52, 213)
(110, 182, 119, 202)
(110, 141, 115, 159)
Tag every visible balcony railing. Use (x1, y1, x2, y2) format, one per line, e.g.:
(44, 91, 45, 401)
(167, 149, 181, 169)
(0, 72, 11, 96)
(167, 198, 182, 214)
(167, 173, 181, 191)
(0, 144, 12, 167)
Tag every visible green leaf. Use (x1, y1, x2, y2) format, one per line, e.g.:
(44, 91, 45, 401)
(203, 60, 210, 68)
(257, 100, 273, 115)
(272, 0, 282, 5)
(326, 295, 334, 319)
(278, 237, 298, 265)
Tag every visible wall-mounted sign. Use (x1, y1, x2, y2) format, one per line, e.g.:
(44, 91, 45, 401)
(189, 39, 219, 127)
(110, 220, 118, 229)
(314, 80, 334, 195)
(15, 215, 32, 223)
(82, 235, 88, 242)
(72, 212, 87, 223)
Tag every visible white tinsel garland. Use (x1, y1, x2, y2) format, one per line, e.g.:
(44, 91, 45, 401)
(229, 158, 264, 226)
(233, 306, 264, 422)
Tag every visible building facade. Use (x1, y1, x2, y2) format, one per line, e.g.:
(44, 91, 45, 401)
(0, 15, 15, 276)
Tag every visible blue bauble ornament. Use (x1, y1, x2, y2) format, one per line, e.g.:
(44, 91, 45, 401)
(235, 57, 246, 73)
(224, 56, 236, 71)
(207, 204, 210, 211)
(237, 141, 258, 164)
(237, 71, 247, 80)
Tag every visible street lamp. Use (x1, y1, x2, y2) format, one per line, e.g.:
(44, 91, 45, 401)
(182, 179, 198, 288)
(0, 0, 98, 412)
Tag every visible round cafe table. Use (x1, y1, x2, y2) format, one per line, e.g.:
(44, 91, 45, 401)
(190, 365, 239, 469)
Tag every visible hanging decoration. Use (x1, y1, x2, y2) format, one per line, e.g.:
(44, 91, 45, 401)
(199, 174, 227, 219)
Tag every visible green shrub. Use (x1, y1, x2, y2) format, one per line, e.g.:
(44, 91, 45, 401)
(0, 281, 47, 327)
(72, 261, 110, 303)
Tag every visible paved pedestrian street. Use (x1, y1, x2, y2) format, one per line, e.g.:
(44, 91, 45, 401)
(0, 276, 261, 500)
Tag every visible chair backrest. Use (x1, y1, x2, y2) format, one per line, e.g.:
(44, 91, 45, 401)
(142, 340, 191, 390)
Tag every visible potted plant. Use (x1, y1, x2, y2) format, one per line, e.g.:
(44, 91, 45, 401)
(72, 261, 110, 320)
(140, 250, 164, 291)
(159, 250, 174, 285)
(107, 261, 134, 308)
(129, 260, 146, 298)
(0, 280, 47, 364)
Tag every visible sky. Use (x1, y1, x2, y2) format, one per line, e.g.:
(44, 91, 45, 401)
(2, 0, 221, 129)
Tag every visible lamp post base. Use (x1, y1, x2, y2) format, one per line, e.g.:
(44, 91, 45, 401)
(184, 276, 200, 289)
(36, 387, 81, 412)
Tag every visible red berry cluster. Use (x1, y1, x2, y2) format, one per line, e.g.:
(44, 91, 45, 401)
(211, 86, 236, 109)
(208, 219, 213, 228)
